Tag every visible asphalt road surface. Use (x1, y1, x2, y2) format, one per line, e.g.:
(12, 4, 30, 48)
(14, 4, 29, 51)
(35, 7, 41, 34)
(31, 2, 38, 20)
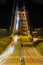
(0, 35, 43, 65)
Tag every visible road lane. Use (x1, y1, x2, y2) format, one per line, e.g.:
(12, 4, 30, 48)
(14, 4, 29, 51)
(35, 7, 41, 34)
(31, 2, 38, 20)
(0, 41, 43, 65)
(22, 47, 32, 63)
(22, 47, 43, 65)
(0, 39, 21, 65)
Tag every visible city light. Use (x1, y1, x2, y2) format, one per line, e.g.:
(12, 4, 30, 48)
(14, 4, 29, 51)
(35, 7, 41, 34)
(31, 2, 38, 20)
(0, 46, 14, 59)
(0, 46, 14, 64)
(33, 38, 38, 42)
(14, 35, 18, 43)
(16, 11, 19, 31)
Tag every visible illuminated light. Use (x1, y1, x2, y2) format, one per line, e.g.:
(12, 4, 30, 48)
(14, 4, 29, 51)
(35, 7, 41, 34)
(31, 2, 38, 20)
(33, 38, 38, 42)
(16, 12, 19, 31)
(30, 49, 34, 54)
(0, 46, 14, 64)
(20, 58, 22, 60)
(14, 35, 18, 43)
(16, 20, 19, 30)
(7, 46, 14, 54)
(0, 59, 3, 63)
(0, 61, 5, 65)
(0, 46, 14, 59)
(32, 31, 37, 34)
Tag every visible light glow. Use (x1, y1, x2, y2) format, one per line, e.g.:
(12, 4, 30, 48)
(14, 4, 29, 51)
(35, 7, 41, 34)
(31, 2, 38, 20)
(16, 12, 19, 30)
(14, 35, 18, 43)
(33, 38, 38, 42)
(0, 46, 14, 59)
(0, 46, 14, 64)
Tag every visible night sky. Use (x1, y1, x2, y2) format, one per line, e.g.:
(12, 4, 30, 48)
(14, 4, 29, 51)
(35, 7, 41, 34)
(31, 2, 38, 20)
(0, 0, 14, 29)
(0, 0, 43, 29)
(24, 0, 43, 28)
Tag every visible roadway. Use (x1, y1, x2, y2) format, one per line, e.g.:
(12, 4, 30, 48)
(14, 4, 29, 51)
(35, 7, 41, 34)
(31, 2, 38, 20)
(0, 35, 43, 65)
(22, 47, 43, 65)
(0, 36, 21, 65)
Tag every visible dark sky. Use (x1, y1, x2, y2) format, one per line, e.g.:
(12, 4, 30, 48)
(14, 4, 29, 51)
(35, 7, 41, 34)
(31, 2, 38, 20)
(0, 0, 43, 29)
(0, 0, 14, 29)
(24, 0, 43, 28)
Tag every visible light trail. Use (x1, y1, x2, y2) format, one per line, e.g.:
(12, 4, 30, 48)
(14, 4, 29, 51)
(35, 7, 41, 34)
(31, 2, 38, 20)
(13, 35, 18, 43)
(26, 48, 36, 63)
(16, 11, 19, 31)
(32, 47, 43, 62)
(0, 46, 14, 64)
(26, 47, 43, 63)
(23, 48, 34, 62)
